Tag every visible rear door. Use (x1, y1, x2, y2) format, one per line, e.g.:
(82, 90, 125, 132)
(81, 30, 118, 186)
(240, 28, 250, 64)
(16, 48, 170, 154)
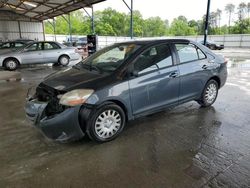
(128, 43, 180, 115)
(173, 43, 210, 102)
(21, 42, 43, 64)
(43, 42, 61, 63)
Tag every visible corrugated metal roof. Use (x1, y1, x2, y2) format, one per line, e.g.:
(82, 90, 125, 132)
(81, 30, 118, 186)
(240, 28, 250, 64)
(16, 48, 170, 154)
(0, 0, 106, 21)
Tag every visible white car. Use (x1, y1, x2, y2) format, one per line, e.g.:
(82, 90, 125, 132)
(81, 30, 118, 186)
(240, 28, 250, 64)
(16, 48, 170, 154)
(0, 41, 80, 70)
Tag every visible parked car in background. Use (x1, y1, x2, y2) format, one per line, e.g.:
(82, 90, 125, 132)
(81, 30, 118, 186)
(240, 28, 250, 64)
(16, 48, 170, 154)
(0, 41, 80, 70)
(25, 39, 228, 143)
(0, 40, 32, 54)
(200, 40, 224, 50)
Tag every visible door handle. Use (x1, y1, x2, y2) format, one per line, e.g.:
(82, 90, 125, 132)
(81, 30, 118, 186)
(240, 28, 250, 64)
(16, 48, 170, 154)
(169, 71, 178, 78)
(202, 65, 208, 69)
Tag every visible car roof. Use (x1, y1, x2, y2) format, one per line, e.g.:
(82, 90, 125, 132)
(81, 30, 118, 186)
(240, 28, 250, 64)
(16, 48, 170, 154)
(116, 39, 191, 46)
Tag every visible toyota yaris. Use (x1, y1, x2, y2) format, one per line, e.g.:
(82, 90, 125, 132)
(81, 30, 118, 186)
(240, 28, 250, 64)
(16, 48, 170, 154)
(25, 39, 227, 143)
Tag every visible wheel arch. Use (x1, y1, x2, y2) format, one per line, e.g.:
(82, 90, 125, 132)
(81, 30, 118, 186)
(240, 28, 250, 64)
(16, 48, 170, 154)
(3, 57, 20, 67)
(79, 99, 129, 133)
(208, 76, 221, 88)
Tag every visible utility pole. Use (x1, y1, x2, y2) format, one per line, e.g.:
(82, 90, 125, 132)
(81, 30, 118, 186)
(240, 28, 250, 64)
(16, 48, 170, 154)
(204, 0, 211, 45)
(122, 0, 133, 39)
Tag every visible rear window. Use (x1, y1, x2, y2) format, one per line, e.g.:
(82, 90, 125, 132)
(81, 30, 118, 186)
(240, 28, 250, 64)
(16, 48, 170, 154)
(175, 43, 206, 63)
(0, 43, 11, 49)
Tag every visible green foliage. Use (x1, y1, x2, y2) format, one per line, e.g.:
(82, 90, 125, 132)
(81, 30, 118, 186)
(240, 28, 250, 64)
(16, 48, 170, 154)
(45, 4, 250, 37)
(143, 17, 167, 37)
(169, 16, 196, 36)
(231, 18, 250, 34)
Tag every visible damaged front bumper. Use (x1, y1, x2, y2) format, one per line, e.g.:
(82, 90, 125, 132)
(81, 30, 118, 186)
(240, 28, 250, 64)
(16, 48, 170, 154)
(25, 99, 85, 142)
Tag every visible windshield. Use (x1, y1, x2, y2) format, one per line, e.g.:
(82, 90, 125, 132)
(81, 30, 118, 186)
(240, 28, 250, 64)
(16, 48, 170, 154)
(76, 43, 141, 73)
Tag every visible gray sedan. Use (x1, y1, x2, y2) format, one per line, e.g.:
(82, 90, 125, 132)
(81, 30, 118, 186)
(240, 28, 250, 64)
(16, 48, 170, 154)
(0, 41, 80, 70)
(25, 39, 228, 143)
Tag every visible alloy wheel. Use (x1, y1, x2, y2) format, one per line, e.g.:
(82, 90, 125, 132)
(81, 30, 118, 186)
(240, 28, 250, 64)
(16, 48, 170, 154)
(205, 83, 217, 104)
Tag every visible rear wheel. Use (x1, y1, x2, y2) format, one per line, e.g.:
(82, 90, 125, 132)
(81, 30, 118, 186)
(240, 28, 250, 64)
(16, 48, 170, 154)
(58, 55, 69, 66)
(198, 80, 218, 107)
(86, 103, 126, 142)
(4, 59, 18, 71)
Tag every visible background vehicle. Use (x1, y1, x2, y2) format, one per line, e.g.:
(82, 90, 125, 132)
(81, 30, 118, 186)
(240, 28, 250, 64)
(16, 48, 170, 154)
(0, 41, 80, 70)
(0, 40, 32, 55)
(200, 40, 224, 50)
(25, 39, 227, 143)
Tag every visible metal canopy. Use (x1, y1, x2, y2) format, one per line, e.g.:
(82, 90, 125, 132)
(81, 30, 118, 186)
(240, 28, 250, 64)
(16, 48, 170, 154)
(0, 0, 106, 21)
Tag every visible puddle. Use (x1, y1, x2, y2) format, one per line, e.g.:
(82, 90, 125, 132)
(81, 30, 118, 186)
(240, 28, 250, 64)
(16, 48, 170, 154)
(227, 58, 250, 68)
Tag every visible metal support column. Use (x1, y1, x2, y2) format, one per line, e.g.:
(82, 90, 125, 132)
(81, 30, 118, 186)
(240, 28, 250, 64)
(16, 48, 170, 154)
(204, 0, 211, 45)
(83, 6, 95, 34)
(122, 0, 133, 39)
(48, 19, 57, 41)
(62, 14, 72, 42)
(53, 18, 56, 41)
(17, 21, 22, 39)
(68, 13, 72, 42)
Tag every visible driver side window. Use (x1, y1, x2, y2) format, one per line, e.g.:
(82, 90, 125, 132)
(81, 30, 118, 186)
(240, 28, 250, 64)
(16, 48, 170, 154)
(27, 43, 42, 51)
(133, 44, 173, 74)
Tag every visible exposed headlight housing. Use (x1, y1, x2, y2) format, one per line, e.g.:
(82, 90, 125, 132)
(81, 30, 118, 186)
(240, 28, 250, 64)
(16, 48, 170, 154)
(59, 89, 94, 106)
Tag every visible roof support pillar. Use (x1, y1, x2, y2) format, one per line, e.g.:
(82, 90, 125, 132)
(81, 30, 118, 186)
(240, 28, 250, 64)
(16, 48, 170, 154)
(204, 0, 211, 45)
(83, 6, 95, 34)
(68, 13, 72, 42)
(17, 21, 22, 39)
(122, 0, 133, 39)
(47, 18, 57, 41)
(62, 14, 72, 42)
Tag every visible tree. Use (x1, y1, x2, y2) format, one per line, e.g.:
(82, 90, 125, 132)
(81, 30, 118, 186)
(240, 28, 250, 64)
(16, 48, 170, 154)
(231, 18, 250, 34)
(169, 16, 196, 36)
(247, 2, 250, 18)
(238, 2, 247, 21)
(216, 9, 222, 28)
(225, 3, 235, 33)
(143, 17, 167, 37)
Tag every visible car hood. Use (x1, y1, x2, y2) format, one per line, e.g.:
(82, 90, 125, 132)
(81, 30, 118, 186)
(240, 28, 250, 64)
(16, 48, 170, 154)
(42, 67, 111, 91)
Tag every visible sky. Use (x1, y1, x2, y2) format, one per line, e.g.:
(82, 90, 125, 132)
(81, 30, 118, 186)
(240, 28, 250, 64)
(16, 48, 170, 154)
(93, 0, 250, 25)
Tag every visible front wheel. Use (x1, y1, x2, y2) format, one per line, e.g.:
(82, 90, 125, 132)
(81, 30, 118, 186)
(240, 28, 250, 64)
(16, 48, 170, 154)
(86, 103, 126, 142)
(4, 59, 18, 71)
(197, 80, 218, 107)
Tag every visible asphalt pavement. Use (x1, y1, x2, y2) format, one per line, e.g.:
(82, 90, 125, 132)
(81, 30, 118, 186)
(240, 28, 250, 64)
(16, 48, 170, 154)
(0, 50, 250, 188)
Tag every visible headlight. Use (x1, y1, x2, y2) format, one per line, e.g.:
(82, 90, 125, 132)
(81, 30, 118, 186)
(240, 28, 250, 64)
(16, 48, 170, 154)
(59, 89, 94, 106)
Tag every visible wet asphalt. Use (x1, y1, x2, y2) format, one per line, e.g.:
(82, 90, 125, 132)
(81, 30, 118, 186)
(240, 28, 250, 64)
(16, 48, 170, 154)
(0, 54, 250, 188)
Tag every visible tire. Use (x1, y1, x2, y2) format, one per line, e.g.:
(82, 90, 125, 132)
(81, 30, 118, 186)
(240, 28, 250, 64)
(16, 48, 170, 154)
(197, 79, 219, 107)
(58, 55, 69, 66)
(52, 62, 60, 67)
(4, 58, 18, 71)
(86, 103, 126, 142)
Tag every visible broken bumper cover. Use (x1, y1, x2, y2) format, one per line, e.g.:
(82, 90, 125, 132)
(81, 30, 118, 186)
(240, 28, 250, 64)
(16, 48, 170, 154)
(25, 99, 85, 142)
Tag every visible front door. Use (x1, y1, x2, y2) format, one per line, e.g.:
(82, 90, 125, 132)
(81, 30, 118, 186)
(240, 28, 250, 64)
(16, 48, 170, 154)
(128, 43, 180, 115)
(21, 42, 43, 64)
